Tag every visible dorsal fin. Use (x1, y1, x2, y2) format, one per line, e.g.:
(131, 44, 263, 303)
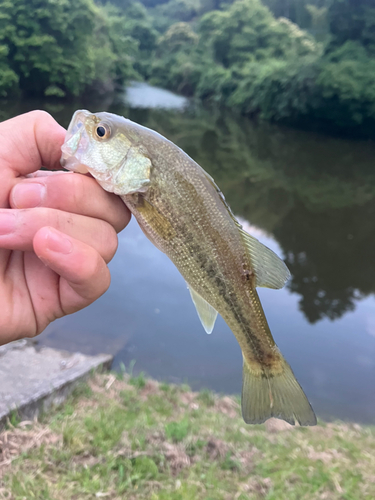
(238, 228, 290, 289)
(202, 170, 290, 289)
(188, 285, 218, 334)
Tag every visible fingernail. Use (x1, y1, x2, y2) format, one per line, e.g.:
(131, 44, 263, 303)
(46, 228, 73, 254)
(0, 212, 16, 235)
(12, 183, 45, 208)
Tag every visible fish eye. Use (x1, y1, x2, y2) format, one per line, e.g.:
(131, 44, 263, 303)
(95, 123, 111, 140)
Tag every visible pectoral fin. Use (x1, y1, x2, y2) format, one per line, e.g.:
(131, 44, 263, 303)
(239, 229, 290, 289)
(135, 198, 176, 241)
(188, 285, 218, 334)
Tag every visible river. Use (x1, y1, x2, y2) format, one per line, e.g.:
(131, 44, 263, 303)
(2, 82, 375, 424)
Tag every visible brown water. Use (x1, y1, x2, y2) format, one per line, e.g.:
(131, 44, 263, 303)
(2, 83, 375, 423)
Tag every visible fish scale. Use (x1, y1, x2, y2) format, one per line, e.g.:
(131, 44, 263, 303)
(61, 109, 317, 426)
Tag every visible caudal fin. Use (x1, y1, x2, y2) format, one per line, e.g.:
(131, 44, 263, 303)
(241, 356, 316, 426)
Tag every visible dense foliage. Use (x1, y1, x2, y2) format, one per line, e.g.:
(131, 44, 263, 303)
(1, 0, 375, 132)
(0, 0, 155, 97)
(145, 0, 375, 132)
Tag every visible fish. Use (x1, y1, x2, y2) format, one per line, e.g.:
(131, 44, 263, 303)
(61, 109, 317, 426)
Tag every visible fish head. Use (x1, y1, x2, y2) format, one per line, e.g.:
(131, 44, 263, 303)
(61, 110, 152, 196)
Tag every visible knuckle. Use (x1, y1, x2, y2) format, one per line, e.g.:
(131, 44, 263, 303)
(102, 224, 118, 263)
(115, 207, 131, 233)
(100, 267, 111, 295)
(109, 199, 131, 233)
(32, 206, 53, 222)
(99, 222, 118, 263)
(82, 254, 111, 296)
(61, 170, 82, 198)
(60, 173, 95, 210)
(24, 329, 40, 339)
(29, 109, 53, 120)
(30, 206, 66, 232)
(28, 109, 54, 125)
(84, 252, 103, 280)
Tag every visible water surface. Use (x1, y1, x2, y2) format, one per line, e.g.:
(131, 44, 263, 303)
(2, 85, 375, 423)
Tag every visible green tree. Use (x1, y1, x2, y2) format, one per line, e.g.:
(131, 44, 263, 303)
(192, 0, 320, 106)
(0, 0, 139, 97)
(0, 0, 98, 96)
(0, 44, 18, 97)
(305, 4, 328, 40)
(327, 0, 375, 52)
(316, 41, 375, 126)
(262, 0, 331, 30)
(150, 22, 203, 93)
(98, 0, 158, 78)
(198, 0, 318, 68)
(157, 21, 198, 53)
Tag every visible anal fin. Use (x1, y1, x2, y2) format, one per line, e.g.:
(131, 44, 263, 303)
(188, 285, 218, 334)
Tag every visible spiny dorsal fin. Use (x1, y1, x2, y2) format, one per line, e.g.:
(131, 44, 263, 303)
(202, 171, 290, 290)
(188, 285, 218, 334)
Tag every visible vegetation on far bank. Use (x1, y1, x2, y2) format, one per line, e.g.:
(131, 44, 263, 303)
(1, 0, 375, 133)
(0, 0, 156, 98)
(0, 371, 374, 499)
(146, 0, 375, 132)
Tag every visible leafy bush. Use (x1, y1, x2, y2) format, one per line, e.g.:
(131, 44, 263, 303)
(150, 22, 203, 94)
(0, 0, 144, 97)
(315, 41, 375, 126)
(198, 0, 319, 68)
(196, 65, 235, 102)
(0, 45, 18, 97)
(228, 56, 321, 121)
(2, 0, 375, 132)
(0, 0, 98, 97)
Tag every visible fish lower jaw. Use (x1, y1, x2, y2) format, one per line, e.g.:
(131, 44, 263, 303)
(96, 178, 116, 194)
(61, 156, 89, 174)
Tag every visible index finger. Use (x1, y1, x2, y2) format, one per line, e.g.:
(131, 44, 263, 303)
(0, 110, 66, 175)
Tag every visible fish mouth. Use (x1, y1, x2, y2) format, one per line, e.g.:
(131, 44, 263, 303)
(60, 109, 92, 173)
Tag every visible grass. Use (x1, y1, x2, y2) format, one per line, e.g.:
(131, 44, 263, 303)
(0, 372, 374, 499)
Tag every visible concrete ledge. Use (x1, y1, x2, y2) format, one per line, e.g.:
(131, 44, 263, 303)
(0, 340, 112, 427)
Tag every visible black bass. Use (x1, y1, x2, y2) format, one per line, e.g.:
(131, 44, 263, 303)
(61, 110, 316, 426)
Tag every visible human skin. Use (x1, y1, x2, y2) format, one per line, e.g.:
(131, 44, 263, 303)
(0, 110, 131, 345)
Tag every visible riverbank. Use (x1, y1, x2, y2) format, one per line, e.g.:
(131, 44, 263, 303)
(1, 372, 374, 499)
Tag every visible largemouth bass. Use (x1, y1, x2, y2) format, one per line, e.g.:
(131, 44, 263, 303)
(61, 110, 316, 426)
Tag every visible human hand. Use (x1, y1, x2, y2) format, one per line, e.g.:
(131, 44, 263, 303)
(0, 111, 130, 345)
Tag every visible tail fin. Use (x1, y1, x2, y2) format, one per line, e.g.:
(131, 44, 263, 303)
(241, 356, 316, 426)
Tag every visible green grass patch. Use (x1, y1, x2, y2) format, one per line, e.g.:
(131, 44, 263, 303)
(1, 372, 374, 500)
(165, 418, 190, 443)
(197, 388, 216, 407)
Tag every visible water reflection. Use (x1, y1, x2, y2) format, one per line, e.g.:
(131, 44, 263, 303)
(1, 89, 375, 422)
(123, 82, 188, 110)
(113, 105, 375, 325)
